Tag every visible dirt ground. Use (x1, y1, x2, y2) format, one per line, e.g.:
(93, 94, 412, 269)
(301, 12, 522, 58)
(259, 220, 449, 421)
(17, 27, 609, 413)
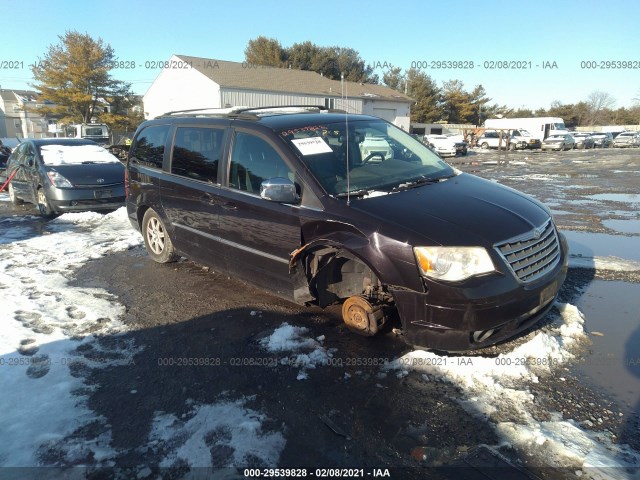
(1, 146, 639, 479)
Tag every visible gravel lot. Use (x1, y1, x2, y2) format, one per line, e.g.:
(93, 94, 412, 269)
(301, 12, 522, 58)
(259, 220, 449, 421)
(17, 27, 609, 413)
(1, 146, 638, 479)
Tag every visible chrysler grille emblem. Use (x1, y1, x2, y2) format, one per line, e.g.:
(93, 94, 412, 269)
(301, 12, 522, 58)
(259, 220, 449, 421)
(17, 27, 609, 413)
(96, 178, 105, 183)
(533, 226, 544, 239)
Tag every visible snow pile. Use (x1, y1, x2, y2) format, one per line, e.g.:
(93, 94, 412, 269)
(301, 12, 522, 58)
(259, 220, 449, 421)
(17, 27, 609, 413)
(569, 255, 640, 272)
(148, 399, 285, 469)
(260, 323, 332, 380)
(387, 303, 640, 473)
(0, 207, 142, 467)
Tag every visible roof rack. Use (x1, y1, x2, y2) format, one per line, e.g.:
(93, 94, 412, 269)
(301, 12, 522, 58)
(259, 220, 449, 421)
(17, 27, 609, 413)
(160, 106, 248, 116)
(159, 105, 344, 119)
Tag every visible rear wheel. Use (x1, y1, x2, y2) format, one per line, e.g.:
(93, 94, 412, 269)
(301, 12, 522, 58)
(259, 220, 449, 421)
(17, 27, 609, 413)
(142, 208, 178, 263)
(37, 188, 55, 217)
(480, 142, 489, 149)
(8, 183, 22, 205)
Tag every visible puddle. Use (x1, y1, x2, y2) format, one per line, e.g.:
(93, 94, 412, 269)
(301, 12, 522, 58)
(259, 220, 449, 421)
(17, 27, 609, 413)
(602, 219, 640, 235)
(562, 230, 640, 262)
(602, 210, 640, 218)
(586, 193, 640, 205)
(572, 280, 640, 412)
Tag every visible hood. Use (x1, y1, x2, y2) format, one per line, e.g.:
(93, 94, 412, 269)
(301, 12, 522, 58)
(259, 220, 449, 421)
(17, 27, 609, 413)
(46, 162, 125, 186)
(348, 173, 551, 247)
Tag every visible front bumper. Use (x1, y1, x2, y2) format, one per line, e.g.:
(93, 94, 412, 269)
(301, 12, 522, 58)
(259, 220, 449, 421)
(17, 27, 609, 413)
(390, 234, 569, 352)
(47, 185, 126, 212)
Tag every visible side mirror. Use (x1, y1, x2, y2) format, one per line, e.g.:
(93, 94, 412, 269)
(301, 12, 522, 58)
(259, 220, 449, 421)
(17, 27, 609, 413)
(260, 177, 299, 203)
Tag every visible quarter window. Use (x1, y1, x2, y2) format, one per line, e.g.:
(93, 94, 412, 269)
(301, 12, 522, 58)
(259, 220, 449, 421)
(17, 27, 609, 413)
(130, 124, 170, 169)
(171, 127, 224, 182)
(228, 132, 292, 193)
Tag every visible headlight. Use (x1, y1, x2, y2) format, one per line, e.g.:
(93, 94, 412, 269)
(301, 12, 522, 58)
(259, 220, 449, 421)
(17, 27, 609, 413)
(47, 170, 73, 188)
(414, 246, 495, 282)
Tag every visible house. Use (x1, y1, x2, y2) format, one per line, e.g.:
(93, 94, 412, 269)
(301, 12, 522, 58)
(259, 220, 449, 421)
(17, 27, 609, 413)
(143, 55, 414, 129)
(0, 89, 54, 139)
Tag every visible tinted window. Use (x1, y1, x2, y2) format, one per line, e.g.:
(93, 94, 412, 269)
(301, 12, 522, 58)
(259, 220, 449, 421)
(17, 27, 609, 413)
(171, 127, 224, 182)
(228, 132, 292, 193)
(130, 124, 170, 168)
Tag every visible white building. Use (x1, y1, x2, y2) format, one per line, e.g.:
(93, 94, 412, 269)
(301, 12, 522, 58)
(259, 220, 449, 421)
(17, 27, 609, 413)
(0, 90, 53, 139)
(143, 55, 414, 130)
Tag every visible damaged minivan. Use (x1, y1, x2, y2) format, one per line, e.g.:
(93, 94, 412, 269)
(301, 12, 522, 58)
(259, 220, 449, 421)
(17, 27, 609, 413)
(125, 106, 568, 351)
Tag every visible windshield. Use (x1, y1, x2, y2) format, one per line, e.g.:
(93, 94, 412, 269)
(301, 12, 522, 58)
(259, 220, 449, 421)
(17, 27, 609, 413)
(38, 144, 119, 165)
(278, 119, 454, 196)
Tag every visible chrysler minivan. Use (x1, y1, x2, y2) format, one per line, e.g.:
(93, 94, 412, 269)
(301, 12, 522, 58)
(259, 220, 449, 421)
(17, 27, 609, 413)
(125, 106, 568, 351)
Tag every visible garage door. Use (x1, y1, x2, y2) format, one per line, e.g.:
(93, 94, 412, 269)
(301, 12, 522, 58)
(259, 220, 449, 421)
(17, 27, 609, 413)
(372, 108, 396, 123)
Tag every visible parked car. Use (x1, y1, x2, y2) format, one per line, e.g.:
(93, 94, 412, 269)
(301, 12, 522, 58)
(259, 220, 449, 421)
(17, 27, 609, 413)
(126, 106, 568, 352)
(612, 131, 640, 147)
(0, 141, 13, 185)
(476, 130, 527, 150)
(425, 135, 458, 157)
(541, 134, 575, 151)
(570, 132, 595, 149)
(5, 138, 125, 216)
(443, 134, 469, 155)
(590, 132, 613, 148)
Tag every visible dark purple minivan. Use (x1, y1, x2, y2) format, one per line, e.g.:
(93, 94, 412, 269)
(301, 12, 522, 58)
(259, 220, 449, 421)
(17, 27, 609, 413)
(126, 107, 568, 351)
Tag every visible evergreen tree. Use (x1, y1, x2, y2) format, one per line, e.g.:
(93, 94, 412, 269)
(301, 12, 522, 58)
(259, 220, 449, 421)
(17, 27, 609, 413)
(31, 30, 132, 125)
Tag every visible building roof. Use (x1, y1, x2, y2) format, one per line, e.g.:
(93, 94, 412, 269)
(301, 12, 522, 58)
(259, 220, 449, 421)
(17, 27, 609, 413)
(0, 89, 40, 103)
(175, 55, 414, 103)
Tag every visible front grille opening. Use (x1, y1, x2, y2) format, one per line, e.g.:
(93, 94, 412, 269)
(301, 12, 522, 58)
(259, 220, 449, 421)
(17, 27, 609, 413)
(496, 220, 561, 284)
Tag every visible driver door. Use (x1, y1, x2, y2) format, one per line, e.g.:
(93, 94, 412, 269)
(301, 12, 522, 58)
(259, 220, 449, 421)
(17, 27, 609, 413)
(218, 130, 301, 300)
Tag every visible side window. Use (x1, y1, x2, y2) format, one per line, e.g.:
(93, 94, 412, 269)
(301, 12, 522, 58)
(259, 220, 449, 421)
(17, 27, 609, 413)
(228, 132, 292, 194)
(130, 124, 170, 169)
(171, 127, 224, 182)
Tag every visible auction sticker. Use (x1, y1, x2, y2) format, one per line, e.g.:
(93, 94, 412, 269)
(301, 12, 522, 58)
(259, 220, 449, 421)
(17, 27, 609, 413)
(291, 137, 333, 155)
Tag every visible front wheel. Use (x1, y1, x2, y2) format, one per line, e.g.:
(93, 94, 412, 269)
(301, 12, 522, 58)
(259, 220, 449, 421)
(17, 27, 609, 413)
(142, 208, 178, 263)
(37, 188, 55, 217)
(480, 142, 489, 149)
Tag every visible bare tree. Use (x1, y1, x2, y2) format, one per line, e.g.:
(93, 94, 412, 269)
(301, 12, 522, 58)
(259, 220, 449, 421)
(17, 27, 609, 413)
(586, 90, 616, 125)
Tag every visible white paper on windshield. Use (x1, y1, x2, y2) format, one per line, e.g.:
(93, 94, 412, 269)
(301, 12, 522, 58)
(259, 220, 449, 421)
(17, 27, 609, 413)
(291, 137, 333, 155)
(40, 145, 118, 165)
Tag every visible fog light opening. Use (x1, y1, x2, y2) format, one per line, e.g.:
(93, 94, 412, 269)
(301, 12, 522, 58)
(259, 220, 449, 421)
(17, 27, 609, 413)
(472, 328, 496, 343)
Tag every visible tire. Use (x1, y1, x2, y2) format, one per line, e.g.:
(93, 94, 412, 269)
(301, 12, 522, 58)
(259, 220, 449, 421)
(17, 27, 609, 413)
(8, 183, 23, 205)
(37, 188, 55, 217)
(481, 142, 489, 149)
(142, 208, 178, 263)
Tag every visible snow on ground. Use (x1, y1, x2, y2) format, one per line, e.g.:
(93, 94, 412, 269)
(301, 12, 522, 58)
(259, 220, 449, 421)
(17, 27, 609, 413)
(569, 255, 640, 272)
(148, 398, 285, 469)
(0, 208, 285, 470)
(386, 303, 640, 475)
(259, 322, 333, 380)
(0, 208, 142, 467)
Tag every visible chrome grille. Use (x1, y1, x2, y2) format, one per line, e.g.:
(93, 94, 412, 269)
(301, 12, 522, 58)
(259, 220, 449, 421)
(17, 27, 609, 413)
(495, 219, 561, 283)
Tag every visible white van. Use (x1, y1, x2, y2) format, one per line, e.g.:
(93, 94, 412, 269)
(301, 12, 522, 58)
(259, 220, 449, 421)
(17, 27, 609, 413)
(484, 117, 568, 141)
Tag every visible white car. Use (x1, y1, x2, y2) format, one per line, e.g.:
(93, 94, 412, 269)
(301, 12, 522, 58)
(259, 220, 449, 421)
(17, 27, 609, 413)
(541, 134, 575, 151)
(425, 135, 457, 157)
(359, 135, 393, 162)
(612, 131, 640, 148)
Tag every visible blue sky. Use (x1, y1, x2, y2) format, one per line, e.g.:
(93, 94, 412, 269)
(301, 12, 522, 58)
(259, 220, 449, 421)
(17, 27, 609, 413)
(1, 0, 639, 109)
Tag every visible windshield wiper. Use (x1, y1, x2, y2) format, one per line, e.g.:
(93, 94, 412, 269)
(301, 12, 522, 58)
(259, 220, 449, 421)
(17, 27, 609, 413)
(392, 173, 456, 192)
(335, 189, 372, 198)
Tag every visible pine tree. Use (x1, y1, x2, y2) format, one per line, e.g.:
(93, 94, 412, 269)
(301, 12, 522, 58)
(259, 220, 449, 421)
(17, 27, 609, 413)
(31, 30, 132, 126)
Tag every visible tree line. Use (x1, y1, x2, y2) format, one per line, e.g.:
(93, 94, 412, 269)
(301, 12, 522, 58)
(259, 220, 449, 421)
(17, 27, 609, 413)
(246, 37, 640, 127)
(26, 32, 640, 133)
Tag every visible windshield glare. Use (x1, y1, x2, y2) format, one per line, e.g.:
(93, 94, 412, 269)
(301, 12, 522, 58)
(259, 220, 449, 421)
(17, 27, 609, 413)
(278, 119, 454, 196)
